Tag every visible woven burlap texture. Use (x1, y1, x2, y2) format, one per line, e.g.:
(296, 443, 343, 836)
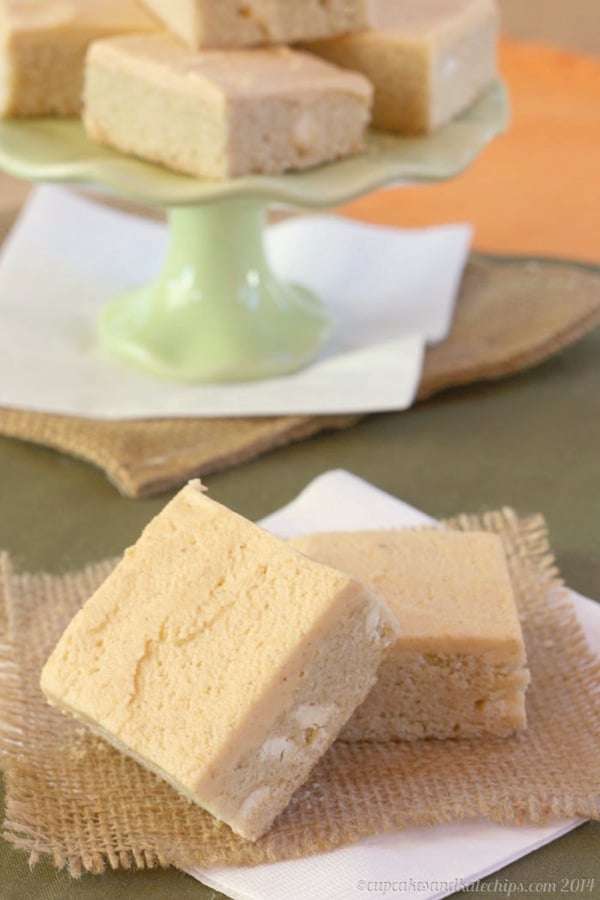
(0, 257, 598, 499)
(1, 509, 599, 878)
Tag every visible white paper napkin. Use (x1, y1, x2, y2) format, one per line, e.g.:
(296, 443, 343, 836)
(0, 187, 471, 419)
(189, 470, 597, 900)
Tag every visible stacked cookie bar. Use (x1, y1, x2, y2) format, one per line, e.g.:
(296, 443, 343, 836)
(140, 0, 372, 49)
(0, 0, 156, 117)
(0, 0, 499, 179)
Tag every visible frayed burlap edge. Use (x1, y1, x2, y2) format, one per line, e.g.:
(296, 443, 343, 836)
(1, 510, 599, 877)
(418, 257, 600, 400)
(0, 258, 598, 499)
(0, 413, 363, 500)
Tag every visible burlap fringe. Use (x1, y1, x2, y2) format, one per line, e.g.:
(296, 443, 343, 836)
(1, 512, 599, 877)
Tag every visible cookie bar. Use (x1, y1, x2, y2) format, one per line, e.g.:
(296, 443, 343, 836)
(290, 530, 530, 741)
(304, 0, 499, 133)
(41, 481, 398, 841)
(0, 0, 156, 118)
(139, 0, 371, 49)
(83, 34, 373, 179)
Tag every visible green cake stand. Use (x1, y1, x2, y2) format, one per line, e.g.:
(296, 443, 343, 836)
(0, 83, 507, 383)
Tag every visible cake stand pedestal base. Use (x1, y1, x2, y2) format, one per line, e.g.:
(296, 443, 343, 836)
(101, 197, 331, 383)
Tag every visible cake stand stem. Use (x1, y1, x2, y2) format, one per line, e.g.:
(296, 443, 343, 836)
(100, 196, 331, 383)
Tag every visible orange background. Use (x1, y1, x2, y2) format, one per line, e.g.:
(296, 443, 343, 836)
(342, 39, 600, 264)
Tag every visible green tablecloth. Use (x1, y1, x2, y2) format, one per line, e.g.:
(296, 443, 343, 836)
(1, 327, 599, 899)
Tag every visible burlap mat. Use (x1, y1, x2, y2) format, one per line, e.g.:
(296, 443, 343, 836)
(1, 509, 599, 878)
(0, 256, 598, 499)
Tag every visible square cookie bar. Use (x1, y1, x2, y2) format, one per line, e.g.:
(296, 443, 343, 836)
(304, 0, 499, 133)
(0, 0, 156, 117)
(290, 530, 530, 741)
(139, 0, 370, 49)
(83, 34, 373, 179)
(41, 481, 398, 841)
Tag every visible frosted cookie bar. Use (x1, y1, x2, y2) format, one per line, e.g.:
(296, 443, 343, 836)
(139, 0, 371, 49)
(83, 34, 372, 180)
(290, 530, 530, 741)
(304, 0, 499, 134)
(41, 481, 397, 841)
(0, 0, 156, 118)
